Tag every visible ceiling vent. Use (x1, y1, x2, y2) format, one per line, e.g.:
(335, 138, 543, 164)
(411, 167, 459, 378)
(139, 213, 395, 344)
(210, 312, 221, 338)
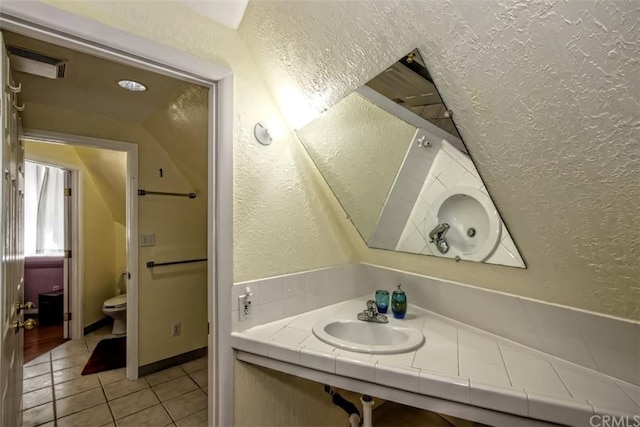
(6, 45, 67, 79)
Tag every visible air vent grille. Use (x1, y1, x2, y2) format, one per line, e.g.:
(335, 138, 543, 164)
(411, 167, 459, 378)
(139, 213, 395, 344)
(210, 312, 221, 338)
(6, 45, 67, 79)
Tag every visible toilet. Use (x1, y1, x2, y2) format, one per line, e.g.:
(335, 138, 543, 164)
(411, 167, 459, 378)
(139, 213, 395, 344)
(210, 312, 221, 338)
(102, 294, 127, 335)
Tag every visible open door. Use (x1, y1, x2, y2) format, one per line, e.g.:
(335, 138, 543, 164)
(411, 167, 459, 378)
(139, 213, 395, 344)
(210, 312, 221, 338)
(62, 169, 71, 339)
(0, 31, 27, 426)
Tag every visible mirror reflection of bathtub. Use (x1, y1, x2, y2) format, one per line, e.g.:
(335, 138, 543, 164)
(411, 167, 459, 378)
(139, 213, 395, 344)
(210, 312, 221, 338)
(296, 49, 525, 268)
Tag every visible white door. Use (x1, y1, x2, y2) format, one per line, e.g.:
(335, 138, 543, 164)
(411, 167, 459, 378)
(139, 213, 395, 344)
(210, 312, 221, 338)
(0, 32, 27, 426)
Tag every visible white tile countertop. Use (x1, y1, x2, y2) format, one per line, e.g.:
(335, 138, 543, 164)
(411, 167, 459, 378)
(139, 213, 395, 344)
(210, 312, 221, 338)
(231, 297, 640, 427)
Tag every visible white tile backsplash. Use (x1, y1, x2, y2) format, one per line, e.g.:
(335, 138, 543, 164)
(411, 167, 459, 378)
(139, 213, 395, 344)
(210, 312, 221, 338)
(235, 263, 640, 388)
(360, 263, 640, 386)
(233, 265, 371, 332)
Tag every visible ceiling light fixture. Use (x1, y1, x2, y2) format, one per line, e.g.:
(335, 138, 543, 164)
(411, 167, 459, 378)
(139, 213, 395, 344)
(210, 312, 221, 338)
(117, 79, 147, 92)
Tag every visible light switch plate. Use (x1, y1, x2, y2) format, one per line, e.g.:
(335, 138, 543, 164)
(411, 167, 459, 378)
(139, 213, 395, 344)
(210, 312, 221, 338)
(142, 234, 156, 247)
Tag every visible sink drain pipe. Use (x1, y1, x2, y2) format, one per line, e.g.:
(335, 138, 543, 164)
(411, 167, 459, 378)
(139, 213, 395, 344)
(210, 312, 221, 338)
(324, 385, 361, 427)
(361, 395, 374, 427)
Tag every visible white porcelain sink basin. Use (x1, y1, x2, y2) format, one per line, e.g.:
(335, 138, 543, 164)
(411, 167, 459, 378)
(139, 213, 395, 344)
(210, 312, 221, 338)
(312, 318, 425, 354)
(427, 186, 501, 262)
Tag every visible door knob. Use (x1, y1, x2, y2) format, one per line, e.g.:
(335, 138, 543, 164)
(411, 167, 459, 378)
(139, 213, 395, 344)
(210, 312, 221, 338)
(16, 301, 35, 313)
(15, 318, 37, 333)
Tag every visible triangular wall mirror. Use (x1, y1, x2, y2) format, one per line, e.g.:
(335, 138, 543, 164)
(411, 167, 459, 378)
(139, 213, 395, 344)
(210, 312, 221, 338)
(296, 49, 526, 268)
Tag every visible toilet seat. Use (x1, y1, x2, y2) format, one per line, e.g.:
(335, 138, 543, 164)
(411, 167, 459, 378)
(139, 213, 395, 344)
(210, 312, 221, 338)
(103, 294, 127, 309)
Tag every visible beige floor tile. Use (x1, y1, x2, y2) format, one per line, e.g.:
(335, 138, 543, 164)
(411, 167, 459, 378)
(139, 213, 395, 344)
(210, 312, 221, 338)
(22, 386, 53, 410)
(175, 409, 207, 427)
(52, 345, 89, 361)
(152, 376, 197, 402)
(55, 340, 87, 352)
(56, 387, 106, 418)
(37, 422, 55, 427)
(145, 366, 186, 386)
(164, 389, 207, 421)
(200, 386, 207, 395)
(103, 377, 149, 401)
(53, 366, 85, 384)
(181, 357, 206, 374)
(108, 388, 159, 420)
(22, 402, 54, 427)
(23, 362, 51, 380)
(52, 353, 90, 372)
(57, 403, 113, 427)
(187, 369, 207, 388)
(115, 403, 172, 427)
(98, 368, 126, 386)
(23, 373, 53, 393)
(54, 374, 101, 399)
(25, 353, 51, 367)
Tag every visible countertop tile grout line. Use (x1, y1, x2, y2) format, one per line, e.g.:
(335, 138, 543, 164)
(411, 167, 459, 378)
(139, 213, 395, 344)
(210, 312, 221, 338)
(615, 382, 640, 410)
(548, 361, 574, 399)
(496, 341, 514, 387)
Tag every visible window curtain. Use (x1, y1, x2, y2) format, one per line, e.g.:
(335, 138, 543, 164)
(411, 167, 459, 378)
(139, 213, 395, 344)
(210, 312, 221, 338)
(24, 162, 65, 256)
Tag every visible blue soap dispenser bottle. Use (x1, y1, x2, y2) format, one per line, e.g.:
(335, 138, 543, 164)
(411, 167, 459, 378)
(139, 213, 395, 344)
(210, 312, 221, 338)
(391, 283, 407, 319)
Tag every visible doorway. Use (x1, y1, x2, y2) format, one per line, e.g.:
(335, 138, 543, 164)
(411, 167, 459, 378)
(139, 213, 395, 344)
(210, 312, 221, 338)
(0, 4, 233, 426)
(23, 160, 70, 362)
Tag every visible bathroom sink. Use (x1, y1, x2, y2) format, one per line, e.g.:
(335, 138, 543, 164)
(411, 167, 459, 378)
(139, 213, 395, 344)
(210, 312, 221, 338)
(427, 186, 501, 262)
(312, 318, 425, 354)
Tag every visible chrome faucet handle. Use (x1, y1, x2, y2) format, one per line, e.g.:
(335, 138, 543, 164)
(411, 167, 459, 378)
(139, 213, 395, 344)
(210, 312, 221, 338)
(429, 223, 450, 242)
(365, 300, 379, 318)
(358, 300, 389, 323)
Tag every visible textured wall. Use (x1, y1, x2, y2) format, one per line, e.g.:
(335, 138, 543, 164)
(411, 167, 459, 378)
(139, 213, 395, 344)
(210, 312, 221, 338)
(24, 140, 120, 327)
(38, 0, 358, 284)
(143, 84, 209, 195)
(298, 93, 416, 241)
(239, 0, 640, 320)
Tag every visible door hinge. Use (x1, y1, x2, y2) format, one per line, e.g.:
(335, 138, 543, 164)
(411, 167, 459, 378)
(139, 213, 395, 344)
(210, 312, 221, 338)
(65, 250, 71, 259)
(63, 312, 71, 321)
(64, 187, 71, 196)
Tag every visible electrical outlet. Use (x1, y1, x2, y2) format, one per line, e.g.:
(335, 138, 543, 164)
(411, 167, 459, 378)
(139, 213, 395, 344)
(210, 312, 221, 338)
(52, 286, 59, 291)
(172, 323, 181, 336)
(141, 234, 156, 247)
(238, 291, 252, 321)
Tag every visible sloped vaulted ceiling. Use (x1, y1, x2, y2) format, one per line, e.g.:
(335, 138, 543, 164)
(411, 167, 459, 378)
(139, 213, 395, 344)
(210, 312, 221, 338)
(238, 0, 639, 319)
(143, 84, 209, 195)
(4, 29, 208, 199)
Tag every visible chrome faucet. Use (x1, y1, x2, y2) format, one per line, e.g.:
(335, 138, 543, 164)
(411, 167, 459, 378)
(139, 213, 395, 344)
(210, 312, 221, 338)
(429, 223, 450, 254)
(357, 300, 388, 323)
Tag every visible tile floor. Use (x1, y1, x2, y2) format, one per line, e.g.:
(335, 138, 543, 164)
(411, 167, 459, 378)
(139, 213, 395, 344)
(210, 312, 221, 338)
(22, 326, 208, 427)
